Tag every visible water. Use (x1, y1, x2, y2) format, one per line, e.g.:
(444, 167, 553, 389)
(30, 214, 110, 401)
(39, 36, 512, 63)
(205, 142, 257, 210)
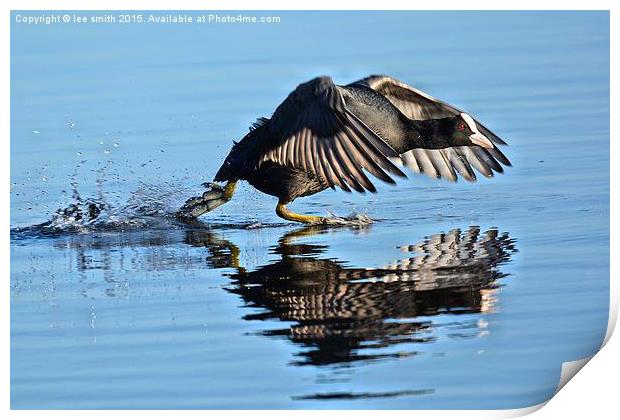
(10, 11, 609, 409)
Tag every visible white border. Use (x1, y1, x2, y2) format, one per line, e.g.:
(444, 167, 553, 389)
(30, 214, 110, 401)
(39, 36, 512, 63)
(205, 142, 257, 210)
(3, 1, 617, 419)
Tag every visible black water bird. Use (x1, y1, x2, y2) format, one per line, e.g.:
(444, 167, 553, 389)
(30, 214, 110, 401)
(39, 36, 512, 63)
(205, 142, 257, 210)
(177, 75, 511, 224)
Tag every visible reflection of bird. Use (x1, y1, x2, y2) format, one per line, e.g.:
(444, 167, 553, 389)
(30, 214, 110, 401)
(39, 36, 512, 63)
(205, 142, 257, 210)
(47, 222, 517, 366)
(220, 226, 517, 366)
(177, 75, 511, 224)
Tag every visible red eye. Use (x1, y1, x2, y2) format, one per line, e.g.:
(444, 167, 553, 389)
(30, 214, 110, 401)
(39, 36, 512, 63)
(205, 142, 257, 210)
(457, 123, 466, 131)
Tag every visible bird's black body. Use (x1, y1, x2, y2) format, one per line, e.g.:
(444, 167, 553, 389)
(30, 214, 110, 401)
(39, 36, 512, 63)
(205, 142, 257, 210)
(245, 162, 326, 204)
(179, 75, 511, 224)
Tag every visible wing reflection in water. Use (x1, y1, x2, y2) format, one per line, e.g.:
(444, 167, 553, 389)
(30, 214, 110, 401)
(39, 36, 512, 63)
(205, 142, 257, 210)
(200, 226, 518, 367)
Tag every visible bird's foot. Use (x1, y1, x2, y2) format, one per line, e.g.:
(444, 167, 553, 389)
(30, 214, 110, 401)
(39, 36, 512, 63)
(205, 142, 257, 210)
(201, 182, 224, 191)
(275, 202, 374, 226)
(176, 182, 236, 221)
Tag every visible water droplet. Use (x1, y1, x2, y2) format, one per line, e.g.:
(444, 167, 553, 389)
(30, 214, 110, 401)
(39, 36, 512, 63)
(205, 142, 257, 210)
(104, 149, 110, 154)
(113, 142, 120, 147)
(33, 130, 40, 135)
(67, 121, 75, 128)
(90, 305, 96, 329)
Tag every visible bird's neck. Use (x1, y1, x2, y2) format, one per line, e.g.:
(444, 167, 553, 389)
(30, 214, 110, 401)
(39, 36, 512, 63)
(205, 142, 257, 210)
(407, 119, 451, 149)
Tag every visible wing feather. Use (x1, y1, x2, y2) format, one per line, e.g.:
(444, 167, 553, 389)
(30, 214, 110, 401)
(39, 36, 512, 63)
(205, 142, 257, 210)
(334, 134, 376, 192)
(474, 147, 503, 173)
(328, 144, 363, 193)
(412, 149, 439, 179)
(339, 124, 398, 185)
(353, 75, 507, 146)
(487, 145, 511, 166)
(436, 149, 458, 182)
(318, 140, 347, 191)
(401, 150, 421, 173)
(351, 75, 511, 182)
(258, 76, 406, 193)
(311, 138, 326, 184)
(303, 128, 315, 175)
(444, 147, 476, 182)
(458, 146, 493, 178)
(321, 145, 346, 190)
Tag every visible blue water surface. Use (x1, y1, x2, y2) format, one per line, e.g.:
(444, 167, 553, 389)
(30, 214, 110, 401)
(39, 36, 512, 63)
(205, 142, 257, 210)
(10, 11, 609, 409)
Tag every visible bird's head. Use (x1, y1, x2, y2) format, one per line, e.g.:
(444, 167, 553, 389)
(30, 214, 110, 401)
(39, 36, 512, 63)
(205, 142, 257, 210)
(444, 113, 494, 149)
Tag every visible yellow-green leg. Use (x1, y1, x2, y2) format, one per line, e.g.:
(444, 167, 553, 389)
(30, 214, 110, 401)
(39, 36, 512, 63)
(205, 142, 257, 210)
(222, 181, 237, 200)
(275, 201, 326, 225)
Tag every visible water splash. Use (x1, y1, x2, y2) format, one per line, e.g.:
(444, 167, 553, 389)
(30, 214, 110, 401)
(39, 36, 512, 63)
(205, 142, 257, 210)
(10, 180, 294, 240)
(323, 211, 374, 226)
(11, 182, 196, 238)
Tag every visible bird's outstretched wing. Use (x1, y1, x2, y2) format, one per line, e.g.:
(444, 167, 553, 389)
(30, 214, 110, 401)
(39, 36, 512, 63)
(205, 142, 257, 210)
(258, 76, 406, 193)
(351, 75, 511, 182)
